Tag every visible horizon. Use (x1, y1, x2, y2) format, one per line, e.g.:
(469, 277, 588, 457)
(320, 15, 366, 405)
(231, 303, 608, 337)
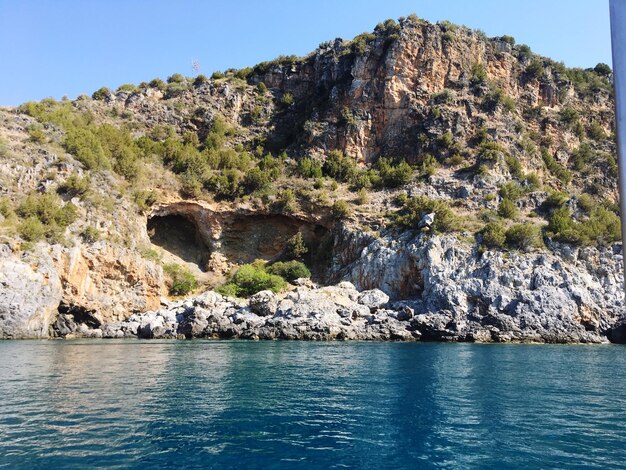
(0, 0, 612, 106)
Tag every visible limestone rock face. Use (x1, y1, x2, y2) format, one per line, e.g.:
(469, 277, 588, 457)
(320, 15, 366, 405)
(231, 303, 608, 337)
(331, 231, 623, 342)
(0, 241, 163, 339)
(56, 243, 163, 324)
(0, 17, 622, 342)
(0, 245, 62, 338)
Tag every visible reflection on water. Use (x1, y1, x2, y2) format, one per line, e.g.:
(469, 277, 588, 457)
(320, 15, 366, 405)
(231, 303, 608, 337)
(0, 341, 625, 468)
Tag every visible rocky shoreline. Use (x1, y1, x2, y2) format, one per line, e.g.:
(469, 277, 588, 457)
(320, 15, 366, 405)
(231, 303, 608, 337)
(51, 280, 624, 344)
(3, 231, 625, 344)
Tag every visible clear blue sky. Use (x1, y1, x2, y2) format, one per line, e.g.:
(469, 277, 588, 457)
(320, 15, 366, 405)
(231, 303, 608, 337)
(0, 0, 612, 106)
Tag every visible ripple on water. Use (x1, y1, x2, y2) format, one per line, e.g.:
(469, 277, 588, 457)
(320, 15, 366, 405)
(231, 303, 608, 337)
(0, 341, 625, 469)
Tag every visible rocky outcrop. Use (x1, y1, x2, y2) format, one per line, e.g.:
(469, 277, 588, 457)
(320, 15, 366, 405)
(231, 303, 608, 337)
(0, 245, 62, 338)
(55, 242, 163, 324)
(85, 276, 613, 343)
(55, 229, 624, 344)
(99, 284, 418, 341)
(0, 17, 622, 343)
(0, 240, 163, 339)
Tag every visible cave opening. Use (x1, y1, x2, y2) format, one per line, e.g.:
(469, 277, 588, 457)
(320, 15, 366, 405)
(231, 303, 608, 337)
(147, 214, 211, 271)
(147, 210, 334, 284)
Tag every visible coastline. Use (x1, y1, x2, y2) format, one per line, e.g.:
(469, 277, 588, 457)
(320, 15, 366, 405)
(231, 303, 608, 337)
(44, 282, 626, 344)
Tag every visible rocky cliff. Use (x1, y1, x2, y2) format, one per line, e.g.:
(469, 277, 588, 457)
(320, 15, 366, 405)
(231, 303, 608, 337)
(0, 14, 623, 341)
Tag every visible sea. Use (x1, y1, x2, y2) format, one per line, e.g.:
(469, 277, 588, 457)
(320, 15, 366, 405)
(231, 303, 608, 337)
(0, 340, 625, 469)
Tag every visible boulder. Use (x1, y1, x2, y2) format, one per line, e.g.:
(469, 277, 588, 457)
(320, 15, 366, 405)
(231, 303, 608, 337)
(357, 289, 389, 309)
(249, 290, 278, 317)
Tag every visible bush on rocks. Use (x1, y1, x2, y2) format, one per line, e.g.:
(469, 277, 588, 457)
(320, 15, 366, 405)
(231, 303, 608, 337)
(218, 262, 287, 297)
(505, 223, 544, 251)
(266, 260, 311, 282)
(163, 263, 198, 296)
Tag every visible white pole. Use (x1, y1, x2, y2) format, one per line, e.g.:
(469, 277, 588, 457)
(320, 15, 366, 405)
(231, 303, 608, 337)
(610, 0, 626, 288)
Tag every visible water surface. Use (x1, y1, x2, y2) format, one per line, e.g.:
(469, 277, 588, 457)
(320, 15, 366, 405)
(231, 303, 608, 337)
(0, 340, 625, 468)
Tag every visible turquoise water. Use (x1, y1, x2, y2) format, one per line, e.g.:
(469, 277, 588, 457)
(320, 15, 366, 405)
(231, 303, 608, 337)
(0, 341, 625, 469)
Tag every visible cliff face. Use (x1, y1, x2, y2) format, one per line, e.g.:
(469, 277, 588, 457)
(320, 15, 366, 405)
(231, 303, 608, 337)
(253, 19, 614, 189)
(0, 15, 622, 341)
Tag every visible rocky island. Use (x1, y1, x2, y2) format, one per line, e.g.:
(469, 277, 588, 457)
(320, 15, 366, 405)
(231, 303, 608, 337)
(1, 15, 624, 342)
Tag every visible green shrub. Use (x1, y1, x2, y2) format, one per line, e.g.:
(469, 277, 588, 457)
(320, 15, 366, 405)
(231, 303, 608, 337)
(134, 190, 158, 211)
(517, 44, 532, 61)
(207, 169, 243, 200)
(17, 193, 77, 227)
(272, 189, 297, 213)
(505, 155, 523, 178)
(374, 18, 401, 37)
(323, 150, 356, 182)
(286, 232, 308, 259)
(0, 137, 9, 158)
(580, 208, 621, 246)
(116, 83, 137, 93)
(547, 206, 574, 235)
(431, 89, 455, 104)
(281, 93, 294, 106)
(80, 226, 100, 243)
(193, 74, 209, 86)
(378, 157, 413, 187)
(180, 170, 203, 198)
(235, 67, 253, 80)
(547, 205, 621, 246)
(594, 63, 612, 77)
(257, 82, 267, 94)
(218, 263, 286, 297)
(483, 87, 515, 113)
(92, 87, 111, 100)
(523, 173, 541, 190)
(505, 223, 543, 251)
(15, 192, 77, 243)
(165, 82, 187, 99)
(478, 140, 505, 162)
(543, 191, 570, 209)
(421, 154, 439, 177)
(266, 260, 311, 282)
(541, 148, 571, 184)
(497, 198, 518, 219)
(0, 197, 14, 219)
(576, 193, 595, 214)
(525, 60, 544, 80)
(242, 168, 272, 193)
(571, 143, 594, 171)
(499, 182, 524, 201)
(480, 222, 506, 248)
(356, 188, 369, 205)
(501, 35, 515, 45)
(63, 127, 111, 170)
(19, 217, 45, 242)
(331, 200, 350, 219)
(587, 121, 606, 141)
(163, 263, 198, 296)
(57, 174, 90, 197)
(297, 157, 323, 179)
(471, 63, 487, 84)
(559, 107, 579, 125)
(167, 73, 185, 84)
(394, 192, 408, 207)
(27, 125, 46, 144)
(395, 196, 458, 233)
(149, 78, 167, 91)
(437, 132, 453, 149)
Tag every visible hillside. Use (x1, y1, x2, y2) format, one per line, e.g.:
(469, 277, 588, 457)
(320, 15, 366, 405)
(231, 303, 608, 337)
(0, 14, 624, 342)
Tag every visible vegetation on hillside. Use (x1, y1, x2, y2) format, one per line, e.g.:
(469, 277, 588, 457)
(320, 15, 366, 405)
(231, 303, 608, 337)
(5, 12, 620, 267)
